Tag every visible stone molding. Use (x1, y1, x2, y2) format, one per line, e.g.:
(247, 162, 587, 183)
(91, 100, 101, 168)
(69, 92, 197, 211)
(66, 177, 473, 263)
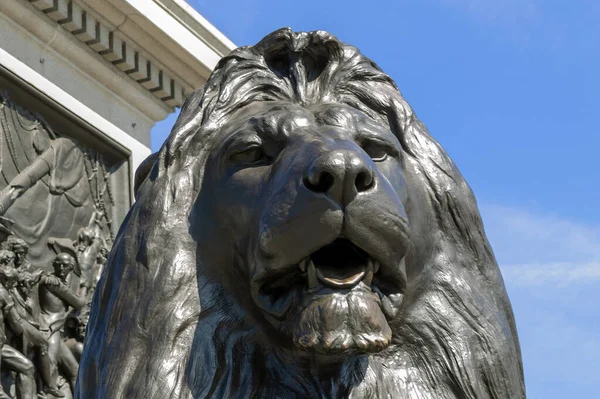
(25, 0, 235, 111)
(0, 46, 151, 189)
(28, 0, 176, 108)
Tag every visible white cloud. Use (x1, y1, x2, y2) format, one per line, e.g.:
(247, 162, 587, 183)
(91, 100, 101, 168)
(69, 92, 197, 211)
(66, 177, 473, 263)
(501, 261, 600, 286)
(478, 202, 600, 286)
(478, 203, 600, 396)
(479, 203, 600, 267)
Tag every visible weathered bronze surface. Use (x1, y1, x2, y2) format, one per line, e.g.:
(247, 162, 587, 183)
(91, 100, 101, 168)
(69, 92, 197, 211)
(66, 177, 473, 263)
(0, 90, 114, 398)
(78, 29, 525, 398)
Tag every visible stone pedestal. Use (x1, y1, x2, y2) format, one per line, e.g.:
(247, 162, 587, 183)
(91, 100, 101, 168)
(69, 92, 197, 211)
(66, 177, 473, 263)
(0, 1, 234, 397)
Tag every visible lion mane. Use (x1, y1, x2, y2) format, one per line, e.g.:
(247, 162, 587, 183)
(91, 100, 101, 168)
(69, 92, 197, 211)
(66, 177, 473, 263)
(77, 29, 525, 398)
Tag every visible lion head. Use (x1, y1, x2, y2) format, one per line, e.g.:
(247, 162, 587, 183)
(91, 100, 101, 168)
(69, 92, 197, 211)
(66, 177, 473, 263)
(77, 29, 525, 399)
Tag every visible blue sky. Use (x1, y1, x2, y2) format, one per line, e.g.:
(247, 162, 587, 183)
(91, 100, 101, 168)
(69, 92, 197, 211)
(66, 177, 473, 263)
(151, 1, 599, 397)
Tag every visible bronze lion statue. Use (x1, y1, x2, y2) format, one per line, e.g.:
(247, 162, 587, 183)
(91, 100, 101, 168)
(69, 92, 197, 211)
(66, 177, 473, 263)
(76, 29, 525, 398)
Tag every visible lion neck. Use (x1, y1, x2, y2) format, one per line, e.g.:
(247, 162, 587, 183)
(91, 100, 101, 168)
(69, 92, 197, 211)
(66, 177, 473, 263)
(187, 279, 423, 398)
(190, 319, 401, 398)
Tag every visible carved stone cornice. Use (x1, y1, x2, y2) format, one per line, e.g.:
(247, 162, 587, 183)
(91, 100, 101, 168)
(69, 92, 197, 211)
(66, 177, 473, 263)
(23, 0, 235, 110)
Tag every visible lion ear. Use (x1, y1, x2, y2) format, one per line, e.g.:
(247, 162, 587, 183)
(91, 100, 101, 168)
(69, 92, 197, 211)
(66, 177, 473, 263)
(134, 152, 159, 197)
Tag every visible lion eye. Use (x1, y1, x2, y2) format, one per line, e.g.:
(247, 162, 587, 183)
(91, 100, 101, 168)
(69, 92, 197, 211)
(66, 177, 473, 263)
(362, 142, 389, 162)
(230, 146, 270, 166)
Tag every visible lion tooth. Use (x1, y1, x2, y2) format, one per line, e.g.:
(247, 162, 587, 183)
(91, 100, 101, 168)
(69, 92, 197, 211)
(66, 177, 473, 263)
(381, 297, 397, 319)
(307, 259, 318, 288)
(364, 260, 374, 286)
(373, 259, 380, 274)
(382, 293, 403, 319)
(299, 257, 309, 272)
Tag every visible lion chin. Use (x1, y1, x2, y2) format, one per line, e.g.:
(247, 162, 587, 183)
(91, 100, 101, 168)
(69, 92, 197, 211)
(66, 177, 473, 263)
(293, 282, 391, 354)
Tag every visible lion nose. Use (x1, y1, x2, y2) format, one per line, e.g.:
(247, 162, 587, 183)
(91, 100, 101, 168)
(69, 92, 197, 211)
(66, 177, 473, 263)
(303, 150, 375, 205)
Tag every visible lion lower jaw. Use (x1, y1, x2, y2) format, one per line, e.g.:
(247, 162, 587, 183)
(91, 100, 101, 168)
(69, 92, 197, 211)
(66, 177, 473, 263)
(292, 283, 392, 354)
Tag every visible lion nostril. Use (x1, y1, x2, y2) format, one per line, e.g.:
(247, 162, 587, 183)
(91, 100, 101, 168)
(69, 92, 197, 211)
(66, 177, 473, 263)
(355, 171, 374, 192)
(304, 171, 335, 193)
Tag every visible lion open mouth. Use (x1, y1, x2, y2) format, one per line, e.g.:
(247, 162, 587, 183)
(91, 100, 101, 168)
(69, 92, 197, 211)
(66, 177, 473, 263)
(254, 237, 400, 354)
(299, 238, 378, 289)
